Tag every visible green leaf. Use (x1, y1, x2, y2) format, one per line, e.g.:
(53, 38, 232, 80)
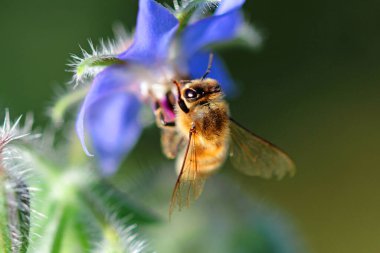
(81, 180, 160, 225)
(78, 181, 153, 253)
(91, 222, 148, 253)
(29, 203, 67, 253)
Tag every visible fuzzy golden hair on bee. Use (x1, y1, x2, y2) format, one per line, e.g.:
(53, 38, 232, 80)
(174, 79, 230, 143)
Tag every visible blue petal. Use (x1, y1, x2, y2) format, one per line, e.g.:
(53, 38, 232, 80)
(181, 0, 245, 57)
(118, 0, 179, 64)
(76, 66, 142, 175)
(87, 93, 141, 176)
(188, 51, 236, 96)
(215, 0, 245, 15)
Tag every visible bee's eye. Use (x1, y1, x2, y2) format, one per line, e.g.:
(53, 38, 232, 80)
(184, 89, 198, 101)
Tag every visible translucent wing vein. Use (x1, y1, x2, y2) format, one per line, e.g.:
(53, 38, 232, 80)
(229, 119, 296, 179)
(169, 125, 205, 217)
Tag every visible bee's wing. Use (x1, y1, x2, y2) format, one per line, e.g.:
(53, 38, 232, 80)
(169, 126, 205, 217)
(229, 118, 296, 179)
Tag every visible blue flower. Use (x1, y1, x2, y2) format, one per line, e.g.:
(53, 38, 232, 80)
(76, 0, 247, 175)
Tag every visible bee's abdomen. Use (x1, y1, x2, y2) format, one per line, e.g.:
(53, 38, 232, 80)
(193, 105, 229, 175)
(196, 139, 229, 175)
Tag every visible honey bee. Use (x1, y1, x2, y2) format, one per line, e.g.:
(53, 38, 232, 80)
(153, 57, 296, 217)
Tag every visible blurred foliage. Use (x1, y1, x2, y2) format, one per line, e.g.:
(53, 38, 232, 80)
(0, 0, 380, 252)
(0, 115, 155, 253)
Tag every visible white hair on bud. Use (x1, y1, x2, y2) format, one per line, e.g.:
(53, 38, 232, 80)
(170, 0, 221, 13)
(0, 110, 31, 151)
(68, 26, 133, 87)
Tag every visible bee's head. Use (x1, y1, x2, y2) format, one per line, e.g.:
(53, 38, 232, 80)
(180, 78, 223, 105)
(173, 53, 223, 113)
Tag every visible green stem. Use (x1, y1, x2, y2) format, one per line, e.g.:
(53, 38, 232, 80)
(30, 203, 68, 253)
(0, 174, 12, 253)
(14, 179, 30, 253)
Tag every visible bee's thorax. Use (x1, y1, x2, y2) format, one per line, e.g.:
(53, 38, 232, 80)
(175, 99, 230, 176)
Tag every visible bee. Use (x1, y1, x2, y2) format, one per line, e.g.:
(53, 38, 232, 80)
(153, 56, 295, 217)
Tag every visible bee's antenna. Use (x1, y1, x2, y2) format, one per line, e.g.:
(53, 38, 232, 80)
(201, 53, 214, 81)
(173, 80, 190, 113)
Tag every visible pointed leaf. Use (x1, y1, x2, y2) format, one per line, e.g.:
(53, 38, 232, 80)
(81, 180, 159, 225)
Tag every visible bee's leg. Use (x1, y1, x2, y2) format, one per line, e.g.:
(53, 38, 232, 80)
(161, 128, 182, 159)
(154, 101, 176, 128)
(166, 90, 176, 109)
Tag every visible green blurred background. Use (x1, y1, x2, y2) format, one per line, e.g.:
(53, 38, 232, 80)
(1, 0, 379, 252)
